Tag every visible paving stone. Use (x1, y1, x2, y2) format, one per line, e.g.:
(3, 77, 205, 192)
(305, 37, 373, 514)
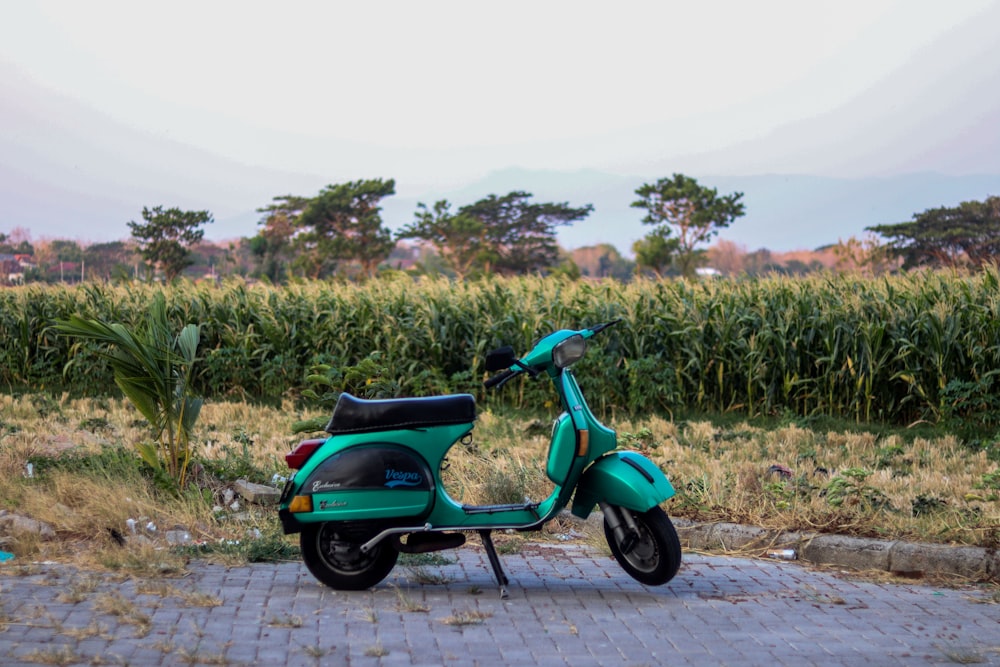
(2, 544, 1000, 666)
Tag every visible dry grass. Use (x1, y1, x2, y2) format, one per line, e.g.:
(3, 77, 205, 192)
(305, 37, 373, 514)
(617, 416, 1000, 546)
(0, 394, 299, 570)
(91, 591, 152, 637)
(440, 609, 492, 626)
(1, 392, 998, 578)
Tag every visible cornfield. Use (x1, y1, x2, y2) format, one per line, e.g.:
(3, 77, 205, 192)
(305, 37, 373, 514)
(3, 269, 1000, 428)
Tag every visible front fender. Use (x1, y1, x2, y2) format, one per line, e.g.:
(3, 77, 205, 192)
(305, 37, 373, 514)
(571, 451, 675, 519)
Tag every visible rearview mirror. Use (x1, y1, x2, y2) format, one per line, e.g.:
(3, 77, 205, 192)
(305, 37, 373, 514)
(484, 346, 516, 372)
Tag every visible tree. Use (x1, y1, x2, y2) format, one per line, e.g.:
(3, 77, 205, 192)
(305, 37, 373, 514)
(570, 244, 634, 280)
(631, 174, 745, 279)
(832, 234, 895, 276)
(128, 206, 213, 282)
(866, 196, 1000, 270)
(0, 227, 33, 255)
(400, 191, 591, 277)
(295, 179, 396, 279)
(459, 192, 592, 275)
(49, 239, 84, 263)
(397, 192, 592, 276)
(250, 195, 309, 282)
(396, 200, 488, 278)
(631, 227, 679, 278)
(83, 241, 137, 282)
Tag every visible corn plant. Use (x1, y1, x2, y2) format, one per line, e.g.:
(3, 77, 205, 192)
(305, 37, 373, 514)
(4, 268, 1000, 430)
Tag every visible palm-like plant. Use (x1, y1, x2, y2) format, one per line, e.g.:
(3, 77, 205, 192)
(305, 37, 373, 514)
(55, 292, 203, 488)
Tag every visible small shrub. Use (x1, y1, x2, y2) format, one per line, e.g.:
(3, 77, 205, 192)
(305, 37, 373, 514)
(55, 292, 204, 488)
(911, 494, 947, 517)
(975, 470, 1000, 491)
(619, 427, 658, 453)
(175, 523, 299, 563)
(79, 416, 113, 433)
(823, 468, 894, 511)
(199, 438, 269, 484)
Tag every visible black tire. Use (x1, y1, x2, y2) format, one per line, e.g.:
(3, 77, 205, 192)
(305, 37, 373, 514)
(300, 522, 398, 591)
(604, 505, 681, 586)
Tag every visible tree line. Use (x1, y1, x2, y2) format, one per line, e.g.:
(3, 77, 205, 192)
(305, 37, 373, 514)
(3, 176, 999, 284)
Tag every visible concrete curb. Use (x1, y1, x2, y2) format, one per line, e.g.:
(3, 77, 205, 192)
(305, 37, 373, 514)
(672, 518, 1000, 581)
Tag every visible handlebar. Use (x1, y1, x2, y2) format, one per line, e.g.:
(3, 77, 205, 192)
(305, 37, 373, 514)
(484, 320, 621, 390)
(483, 368, 517, 390)
(588, 319, 622, 335)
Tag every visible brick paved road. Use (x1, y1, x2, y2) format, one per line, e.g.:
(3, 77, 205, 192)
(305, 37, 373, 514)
(2, 542, 998, 666)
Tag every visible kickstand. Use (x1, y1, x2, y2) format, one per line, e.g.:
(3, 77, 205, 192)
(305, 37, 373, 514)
(478, 530, 509, 599)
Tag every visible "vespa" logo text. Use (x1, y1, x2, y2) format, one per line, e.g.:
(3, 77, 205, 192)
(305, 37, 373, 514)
(384, 468, 422, 488)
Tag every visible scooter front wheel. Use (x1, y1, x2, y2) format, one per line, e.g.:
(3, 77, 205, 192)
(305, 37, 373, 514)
(604, 505, 681, 586)
(300, 522, 399, 591)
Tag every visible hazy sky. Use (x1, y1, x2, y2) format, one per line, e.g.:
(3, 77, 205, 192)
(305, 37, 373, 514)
(3, 1, 999, 250)
(4, 0, 995, 191)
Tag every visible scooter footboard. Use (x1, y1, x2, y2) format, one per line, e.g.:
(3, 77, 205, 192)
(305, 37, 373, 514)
(570, 451, 675, 519)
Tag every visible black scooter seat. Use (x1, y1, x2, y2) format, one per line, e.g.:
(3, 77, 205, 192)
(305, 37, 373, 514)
(325, 393, 476, 434)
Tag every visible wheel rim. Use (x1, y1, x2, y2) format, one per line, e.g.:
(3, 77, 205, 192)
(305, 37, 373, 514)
(315, 525, 380, 575)
(619, 517, 660, 573)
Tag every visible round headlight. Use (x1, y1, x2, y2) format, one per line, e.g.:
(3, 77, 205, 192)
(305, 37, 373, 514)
(553, 334, 587, 369)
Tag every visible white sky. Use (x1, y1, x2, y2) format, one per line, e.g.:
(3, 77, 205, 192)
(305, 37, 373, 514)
(3, 0, 996, 191)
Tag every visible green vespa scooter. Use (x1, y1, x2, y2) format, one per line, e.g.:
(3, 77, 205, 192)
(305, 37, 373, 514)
(278, 320, 681, 597)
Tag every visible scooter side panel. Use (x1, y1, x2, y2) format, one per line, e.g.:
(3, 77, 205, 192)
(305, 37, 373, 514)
(297, 443, 434, 519)
(570, 451, 676, 518)
(281, 424, 473, 532)
(302, 489, 432, 522)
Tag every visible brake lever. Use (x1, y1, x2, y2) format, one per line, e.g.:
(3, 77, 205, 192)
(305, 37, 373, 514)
(589, 319, 622, 334)
(512, 359, 541, 377)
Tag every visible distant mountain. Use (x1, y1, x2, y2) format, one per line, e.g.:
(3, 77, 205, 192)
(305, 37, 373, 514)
(0, 61, 326, 242)
(662, 1, 1000, 179)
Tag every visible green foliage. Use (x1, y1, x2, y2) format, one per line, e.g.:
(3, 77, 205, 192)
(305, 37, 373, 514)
(910, 493, 947, 517)
(402, 192, 592, 276)
(941, 376, 1000, 430)
(79, 416, 113, 433)
(398, 552, 455, 567)
(823, 468, 894, 511)
(464, 191, 593, 275)
(294, 179, 397, 279)
(251, 195, 309, 283)
(198, 434, 272, 484)
(6, 270, 1000, 434)
(294, 352, 422, 434)
(618, 427, 659, 454)
(974, 470, 1000, 492)
(397, 200, 489, 278)
(54, 292, 204, 488)
(631, 174, 745, 278)
(674, 475, 712, 513)
(176, 522, 300, 563)
(27, 445, 145, 480)
(867, 195, 1000, 270)
(128, 205, 213, 282)
(300, 351, 402, 402)
(631, 226, 679, 277)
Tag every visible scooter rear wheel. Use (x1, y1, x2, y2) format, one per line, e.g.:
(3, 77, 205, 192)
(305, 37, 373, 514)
(301, 522, 399, 591)
(604, 505, 681, 586)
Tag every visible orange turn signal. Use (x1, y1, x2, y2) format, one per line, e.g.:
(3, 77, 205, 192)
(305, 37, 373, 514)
(576, 429, 590, 457)
(288, 495, 313, 513)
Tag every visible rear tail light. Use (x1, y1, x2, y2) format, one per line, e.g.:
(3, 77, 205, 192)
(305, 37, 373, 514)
(285, 438, 325, 469)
